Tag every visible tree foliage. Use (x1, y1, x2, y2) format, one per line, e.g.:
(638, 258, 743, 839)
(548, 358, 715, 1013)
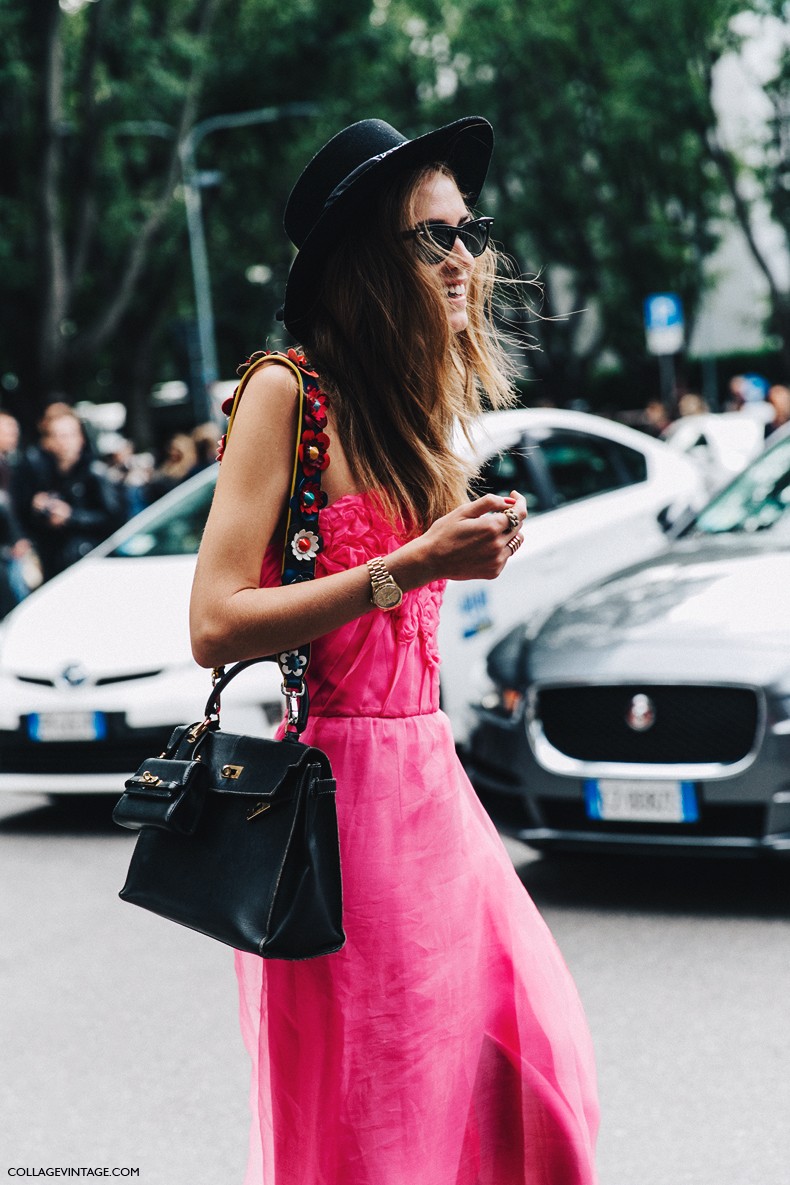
(0, 0, 782, 439)
(400, 0, 744, 402)
(0, 0, 225, 435)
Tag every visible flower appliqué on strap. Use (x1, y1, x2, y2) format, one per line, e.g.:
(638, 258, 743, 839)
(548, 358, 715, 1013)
(279, 650, 308, 677)
(299, 430, 330, 477)
(304, 391, 328, 431)
(292, 480, 327, 518)
(291, 529, 321, 562)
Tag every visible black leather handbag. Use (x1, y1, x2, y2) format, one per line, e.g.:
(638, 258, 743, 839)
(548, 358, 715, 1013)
(113, 352, 345, 960)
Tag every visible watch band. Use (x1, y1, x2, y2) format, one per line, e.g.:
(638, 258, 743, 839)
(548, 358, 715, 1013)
(367, 556, 403, 611)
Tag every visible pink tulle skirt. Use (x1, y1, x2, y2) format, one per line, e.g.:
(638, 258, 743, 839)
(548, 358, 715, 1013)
(235, 710, 599, 1185)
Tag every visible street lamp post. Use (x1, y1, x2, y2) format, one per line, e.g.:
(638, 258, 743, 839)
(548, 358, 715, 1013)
(178, 103, 319, 405)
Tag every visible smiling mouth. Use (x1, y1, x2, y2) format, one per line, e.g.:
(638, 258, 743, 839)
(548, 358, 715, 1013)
(446, 283, 466, 300)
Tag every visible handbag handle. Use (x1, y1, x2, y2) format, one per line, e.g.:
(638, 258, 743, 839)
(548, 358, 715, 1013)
(208, 351, 328, 738)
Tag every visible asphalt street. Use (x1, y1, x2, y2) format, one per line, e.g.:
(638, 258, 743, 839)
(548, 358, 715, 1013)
(2, 792, 790, 1185)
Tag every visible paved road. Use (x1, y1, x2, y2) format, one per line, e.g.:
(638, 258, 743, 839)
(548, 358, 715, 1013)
(2, 792, 789, 1185)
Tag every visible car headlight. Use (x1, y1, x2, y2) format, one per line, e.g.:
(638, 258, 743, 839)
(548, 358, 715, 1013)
(479, 686, 525, 719)
(479, 622, 530, 719)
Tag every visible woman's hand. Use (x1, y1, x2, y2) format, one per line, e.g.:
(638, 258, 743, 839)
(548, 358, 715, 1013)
(405, 490, 528, 583)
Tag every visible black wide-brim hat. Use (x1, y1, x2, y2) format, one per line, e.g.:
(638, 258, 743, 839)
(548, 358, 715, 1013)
(279, 116, 494, 339)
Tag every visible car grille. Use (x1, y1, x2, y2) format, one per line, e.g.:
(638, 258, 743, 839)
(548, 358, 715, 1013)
(15, 670, 164, 688)
(0, 714, 177, 775)
(536, 685, 759, 765)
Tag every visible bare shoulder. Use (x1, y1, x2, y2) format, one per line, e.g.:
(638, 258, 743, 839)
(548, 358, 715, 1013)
(216, 359, 300, 482)
(226, 358, 300, 443)
(244, 355, 301, 402)
(200, 360, 302, 573)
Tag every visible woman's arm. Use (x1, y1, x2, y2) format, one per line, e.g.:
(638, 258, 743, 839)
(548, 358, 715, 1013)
(189, 363, 526, 668)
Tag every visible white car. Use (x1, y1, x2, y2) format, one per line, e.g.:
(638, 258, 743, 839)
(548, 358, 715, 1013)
(0, 471, 285, 796)
(0, 410, 703, 795)
(440, 408, 706, 744)
(662, 412, 766, 495)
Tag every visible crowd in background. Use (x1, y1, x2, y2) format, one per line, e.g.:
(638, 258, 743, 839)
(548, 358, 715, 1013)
(630, 376, 790, 438)
(1, 374, 789, 622)
(0, 403, 220, 619)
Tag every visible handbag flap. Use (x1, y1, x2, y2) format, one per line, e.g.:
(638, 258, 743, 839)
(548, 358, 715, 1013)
(113, 757, 207, 834)
(197, 732, 332, 799)
(124, 758, 204, 795)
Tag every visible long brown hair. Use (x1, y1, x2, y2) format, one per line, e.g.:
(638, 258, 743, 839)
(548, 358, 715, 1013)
(302, 163, 517, 532)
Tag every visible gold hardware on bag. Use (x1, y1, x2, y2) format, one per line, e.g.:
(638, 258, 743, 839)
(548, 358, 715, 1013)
(221, 764, 244, 779)
(186, 717, 213, 744)
(246, 801, 271, 821)
(141, 771, 162, 786)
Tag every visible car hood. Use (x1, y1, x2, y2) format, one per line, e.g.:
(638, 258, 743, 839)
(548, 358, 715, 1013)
(1, 555, 196, 680)
(531, 536, 790, 685)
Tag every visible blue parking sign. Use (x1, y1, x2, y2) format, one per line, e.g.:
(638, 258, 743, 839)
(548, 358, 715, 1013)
(644, 293, 684, 355)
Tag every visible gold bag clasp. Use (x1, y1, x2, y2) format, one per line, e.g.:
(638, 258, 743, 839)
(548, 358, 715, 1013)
(221, 764, 243, 780)
(246, 801, 271, 822)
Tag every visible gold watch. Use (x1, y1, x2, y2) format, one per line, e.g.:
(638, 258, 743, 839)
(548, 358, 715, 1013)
(367, 556, 403, 611)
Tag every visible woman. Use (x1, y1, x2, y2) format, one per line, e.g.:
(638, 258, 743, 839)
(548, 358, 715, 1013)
(190, 117, 598, 1185)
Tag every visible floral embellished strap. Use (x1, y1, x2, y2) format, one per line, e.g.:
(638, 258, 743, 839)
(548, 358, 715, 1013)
(220, 348, 330, 737)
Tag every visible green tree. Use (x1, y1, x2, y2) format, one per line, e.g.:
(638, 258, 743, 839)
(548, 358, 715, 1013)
(0, 0, 779, 438)
(394, 0, 743, 404)
(0, 0, 226, 435)
(0, 0, 431, 439)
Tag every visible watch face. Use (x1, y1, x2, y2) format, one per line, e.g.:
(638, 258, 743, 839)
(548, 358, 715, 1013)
(374, 582, 403, 610)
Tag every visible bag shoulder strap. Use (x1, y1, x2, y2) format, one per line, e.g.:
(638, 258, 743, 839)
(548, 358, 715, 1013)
(213, 349, 329, 737)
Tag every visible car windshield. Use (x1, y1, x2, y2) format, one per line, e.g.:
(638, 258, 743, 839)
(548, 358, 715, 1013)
(691, 434, 790, 536)
(108, 471, 217, 557)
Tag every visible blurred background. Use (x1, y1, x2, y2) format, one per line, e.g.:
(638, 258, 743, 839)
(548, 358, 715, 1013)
(1, 0, 789, 447)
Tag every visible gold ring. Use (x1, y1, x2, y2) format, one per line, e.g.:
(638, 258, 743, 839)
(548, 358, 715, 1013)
(503, 507, 519, 533)
(507, 534, 523, 555)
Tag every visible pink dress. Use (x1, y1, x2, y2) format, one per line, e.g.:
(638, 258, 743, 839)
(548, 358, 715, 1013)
(236, 491, 599, 1185)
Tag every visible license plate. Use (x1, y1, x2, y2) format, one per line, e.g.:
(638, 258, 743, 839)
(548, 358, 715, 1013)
(584, 778, 698, 824)
(27, 711, 107, 742)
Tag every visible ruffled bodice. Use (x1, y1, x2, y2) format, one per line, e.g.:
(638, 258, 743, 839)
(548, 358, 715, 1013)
(260, 492, 445, 719)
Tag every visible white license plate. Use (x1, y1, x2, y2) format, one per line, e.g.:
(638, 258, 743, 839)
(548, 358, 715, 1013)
(584, 778, 698, 824)
(27, 711, 107, 742)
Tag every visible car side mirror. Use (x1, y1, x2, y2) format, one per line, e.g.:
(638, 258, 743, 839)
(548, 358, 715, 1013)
(658, 502, 697, 537)
(656, 504, 675, 533)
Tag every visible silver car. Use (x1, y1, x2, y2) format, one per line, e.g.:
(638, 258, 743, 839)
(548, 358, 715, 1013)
(466, 424, 790, 856)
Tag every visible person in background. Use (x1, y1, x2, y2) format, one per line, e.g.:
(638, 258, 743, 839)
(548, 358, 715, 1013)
(145, 432, 199, 504)
(726, 372, 774, 428)
(675, 392, 709, 418)
(0, 411, 38, 605)
(0, 410, 21, 472)
(17, 400, 87, 496)
(17, 409, 123, 581)
(642, 398, 671, 437)
(98, 434, 154, 519)
(766, 384, 790, 437)
(190, 422, 221, 471)
(0, 411, 24, 516)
